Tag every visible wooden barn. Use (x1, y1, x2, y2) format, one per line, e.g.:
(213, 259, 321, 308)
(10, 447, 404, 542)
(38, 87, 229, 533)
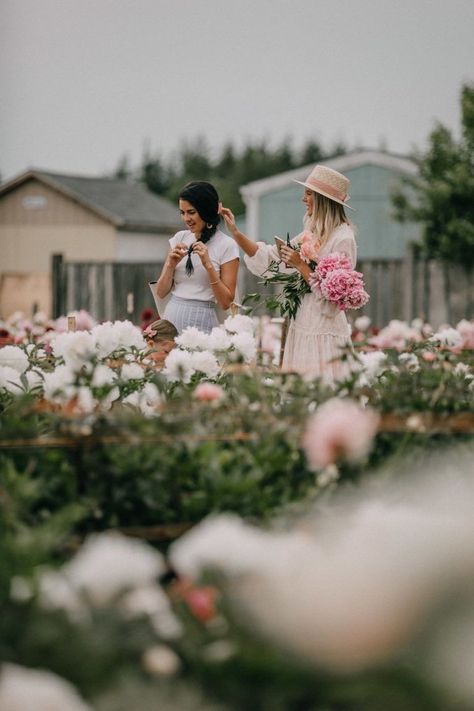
(0, 169, 181, 317)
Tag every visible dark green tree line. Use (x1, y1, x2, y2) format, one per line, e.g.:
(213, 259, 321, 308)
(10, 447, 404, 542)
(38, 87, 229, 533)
(114, 136, 347, 214)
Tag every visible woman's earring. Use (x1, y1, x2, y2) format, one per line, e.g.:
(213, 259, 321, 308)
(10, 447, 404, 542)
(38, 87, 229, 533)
(206, 223, 213, 229)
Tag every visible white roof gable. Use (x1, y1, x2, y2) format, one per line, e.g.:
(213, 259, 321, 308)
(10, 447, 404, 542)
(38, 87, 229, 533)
(240, 149, 417, 199)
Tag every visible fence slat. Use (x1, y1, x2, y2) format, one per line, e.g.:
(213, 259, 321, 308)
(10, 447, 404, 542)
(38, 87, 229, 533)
(51, 254, 472, 328)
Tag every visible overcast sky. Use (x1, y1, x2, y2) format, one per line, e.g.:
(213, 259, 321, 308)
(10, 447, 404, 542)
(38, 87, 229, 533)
(1, 0, 473, 181)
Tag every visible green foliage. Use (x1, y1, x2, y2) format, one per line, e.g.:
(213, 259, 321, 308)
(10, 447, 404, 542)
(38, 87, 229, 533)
(392, 83, 474, 269)
(114, 135, 335, 214)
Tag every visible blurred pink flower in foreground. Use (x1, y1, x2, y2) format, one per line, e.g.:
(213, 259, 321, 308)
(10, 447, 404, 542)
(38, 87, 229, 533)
(194, 383, 224, 402)
(302, 398, 379, 469)
(457, 319, 474, 349)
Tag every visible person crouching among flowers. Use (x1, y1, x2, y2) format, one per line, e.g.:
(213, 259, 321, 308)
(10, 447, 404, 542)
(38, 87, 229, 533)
(221, 165, 359, 382)
(144, 319, 178, 367)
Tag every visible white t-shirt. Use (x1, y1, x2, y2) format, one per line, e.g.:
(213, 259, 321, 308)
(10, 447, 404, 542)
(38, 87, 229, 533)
(169, 229, 240, 302)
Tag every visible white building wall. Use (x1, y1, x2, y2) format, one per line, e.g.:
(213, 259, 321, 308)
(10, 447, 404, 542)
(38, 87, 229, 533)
(115, 232, 171, 262)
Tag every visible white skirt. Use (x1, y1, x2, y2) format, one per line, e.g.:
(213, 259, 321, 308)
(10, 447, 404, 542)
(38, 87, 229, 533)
(281, 292, 353, 382)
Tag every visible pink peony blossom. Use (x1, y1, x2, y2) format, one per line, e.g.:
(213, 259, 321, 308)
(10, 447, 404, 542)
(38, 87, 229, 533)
(319, 269, 369, 311)
(456, 319, 474, 349)
(298, 231, 321, 264)
(194, 383, 224, 402)
(310, 252, 353, 291)
(302, 398, 379, 470)
(369, 320, 421, 350)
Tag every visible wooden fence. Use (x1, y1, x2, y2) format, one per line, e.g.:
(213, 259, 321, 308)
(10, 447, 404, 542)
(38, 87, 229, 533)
(51, 252, 473, 327)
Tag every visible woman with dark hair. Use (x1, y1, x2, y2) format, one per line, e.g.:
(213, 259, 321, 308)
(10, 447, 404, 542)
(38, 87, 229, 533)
(155, 181, 240, 333)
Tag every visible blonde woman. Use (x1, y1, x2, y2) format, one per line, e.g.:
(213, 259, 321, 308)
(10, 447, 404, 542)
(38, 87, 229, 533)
(220, 165, 357, 381)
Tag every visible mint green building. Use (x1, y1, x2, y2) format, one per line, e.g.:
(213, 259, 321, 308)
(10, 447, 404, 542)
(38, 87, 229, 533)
(239, 150, 420, 259)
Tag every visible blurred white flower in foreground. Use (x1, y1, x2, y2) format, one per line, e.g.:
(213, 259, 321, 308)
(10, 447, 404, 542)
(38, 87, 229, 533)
(0, 345, 29, 373)
(170, 451, 474, 679)
(0, 365, 23, 394)
(175, 326, 210, 350)
(207, 326, 233, 352)
(40, 532, 166, 609)
(162, 349, 195, 383)
(120, 361, 145, 381)
(191, 350, 220, 378)
(64, 531, 165, 604)
(230, 331, 257, 362)
(0, 664, 91, 711)
(223, 314, 255, 334)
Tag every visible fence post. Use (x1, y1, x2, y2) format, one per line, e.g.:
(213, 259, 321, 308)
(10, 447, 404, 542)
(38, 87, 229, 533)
(51, 253, 64, 319)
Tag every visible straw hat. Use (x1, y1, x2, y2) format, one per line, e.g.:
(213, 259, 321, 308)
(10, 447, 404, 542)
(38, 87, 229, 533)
(294, 164, 354, 209)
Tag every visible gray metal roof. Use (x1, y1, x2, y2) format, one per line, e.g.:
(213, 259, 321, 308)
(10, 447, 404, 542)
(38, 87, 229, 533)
(1, 169, 182, 233)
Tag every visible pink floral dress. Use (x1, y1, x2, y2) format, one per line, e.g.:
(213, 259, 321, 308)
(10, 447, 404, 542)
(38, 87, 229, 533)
(244, 223, 357, 382)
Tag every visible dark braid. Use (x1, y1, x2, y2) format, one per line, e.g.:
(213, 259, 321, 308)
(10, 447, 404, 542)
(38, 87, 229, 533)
(179, 182, 220, 276)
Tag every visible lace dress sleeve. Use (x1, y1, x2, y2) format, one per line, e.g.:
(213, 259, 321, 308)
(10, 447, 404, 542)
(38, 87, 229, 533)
(332, 229, 357, 268)
(243, 235, 301, 277)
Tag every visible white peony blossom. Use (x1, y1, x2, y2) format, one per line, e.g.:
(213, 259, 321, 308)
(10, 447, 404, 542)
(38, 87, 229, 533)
(122, 585, 183, 639)
(39, 570, 84, 616)
(354, 350, 387, 386)
(453, 362, 470, 377)
(122, 391, 140, 407)
(142, 645, 181, 676)
(162, 348, 195, 383)
(141, 382, 161, 407)
(60, 531, 166, 606)
(50, 331, 97, 367)
(91, 321, 120, 358)
(76, 386, 97, 414)
(207, 326, 233, 352)
(92, 320, 146, 358)
(191, 350, 221, 378)
(170, 513, 306, 579)
(123, 382, 161, 417)
(0, 365, 23, 394)
(42, 365, 76, 403)
(0, 345, 29, 373)
(224, 314, 255, 334)
(111, 320, 147, 351)
(101, 385, 120, 409)
(398, 352, 420, 372)
(172, 457, 474, 675)
(430, 328, 463, 348)
(120, 362, 145, 381)
(91, 364, 117, 388)
(354, 315, 371, 332)
(0, 664, 92, 711)
(230, 331, 257, 362)
(175, 326, 210, 350)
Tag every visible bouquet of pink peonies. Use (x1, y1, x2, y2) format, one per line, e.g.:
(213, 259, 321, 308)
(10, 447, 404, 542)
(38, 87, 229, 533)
(298, 230, 321, 264)
(309, 252, 369, 311)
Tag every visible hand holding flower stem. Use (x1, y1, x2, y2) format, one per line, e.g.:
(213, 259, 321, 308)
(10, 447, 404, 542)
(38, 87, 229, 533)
(280, 245, 313, 284)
